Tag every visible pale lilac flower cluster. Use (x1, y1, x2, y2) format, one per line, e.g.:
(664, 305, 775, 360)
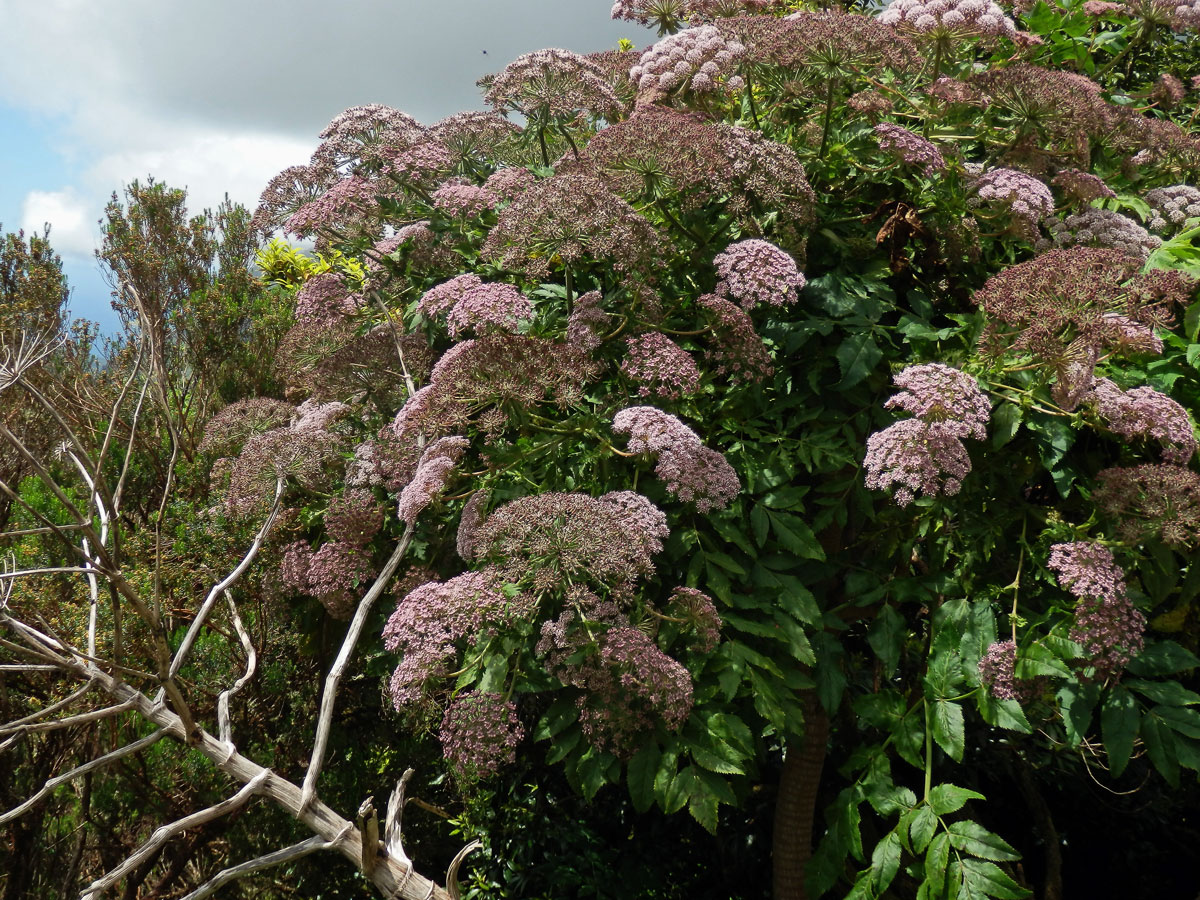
(925, 76, 981, 104)
(612, 406, 740, 511)
(345, 427, 422, 494)
(386, 140, 453, 187)
(446, 282, 533, 339)
(199, 398, 295, 457)
(885, 363, 991, 439)
(1085, 378, 1196, 464)
(566, 291, 612, 353)
(863, 420, 973, 506)
(224, 425, 341, 520)
(474, 491, 668, 597)
(418, 274, 484, 319)
(428, 111, 522, 167)
(484, 48, 622, 120)
(969, 168, 1055, 241)
(325, 489, 384, 547)
(612, 0, 777, 28)
(873, 124, 946, 174)
(397, 436, 469, 525)
(1151, 73, 1187, 108)
(1047, 542, 1144, 678)
(847, 90, 894, 120)
(431, 181, 498, 219)
(293, 399, 350, 434)
(279, 539, 374, 620)
(877, 0, 1017, 39)
(284, 176, 380, 238)
(252, 164, 330, 234)
(630, 25, 746, 95)
(1043, 208, 1161, 261)
(1174, 0, 1200, 27)
(438, 692, 524, 779)
(384, 570, 535, 711)
(698, 294, 773, 384)
(456, 490, 490, 561)
(1095, 464, 1200, 548)
(293, 272, 360, 325)
(622, 332, 701, 400)
(1145, 184, 1200, 233)
(1101, 313, 1164, 356)
(665, 586, 722, 652)
(712, 239, 805, 310)
(977, 640, 1018, 700)
(483, 167, 536, 203)
(866, 364, 989, 505)
(1051, 169, 1116, 205)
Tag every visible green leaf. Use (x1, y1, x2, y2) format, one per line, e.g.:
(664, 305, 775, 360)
(1126, 679, 1200, 707)
(925, 833, 951, 888)
(750, 503, 770, 548)
(769, 511, 826, 560)
(710, 516, 756, 557)
(958, 859, 1032, 899)
(977, 694, 1032, 734)
(1101, 686, 1140, 778)
(925, 650, 965, 700)
(578, 749, 612, 801)
(990, 402, 1022, 449)
(929, 784, 986, 816)
(1127, 641, 1200, 676)
(909, 805, 938, 853)
(813, 632, 847, 715)
(868, 605, 905, 678)
(947, 821, 1021, 861)
(626, 740, 660, 813)
(871, 831, 903, 893)
(662, 765, 696, 815)
(932, 701, 965, 762)
(1153, 704, 1200, 739)
(1142, 712, 1181, 787)
(1014, 641, 1072, 679)
(836, 332, 883, 390)
(533, 696, 579, 742)
(1057, 682, 1100, 748)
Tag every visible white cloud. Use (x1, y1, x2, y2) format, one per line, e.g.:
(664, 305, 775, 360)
(21, 187, 96, 258)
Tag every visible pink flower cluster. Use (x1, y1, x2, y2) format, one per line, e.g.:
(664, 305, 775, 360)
(483, 167, 536, 203)
(293, 272, 360, 325)
(485, 48, 622, 121)
(566, 291, 612, 353)
(877, 0, 1017, 39)
(874, 123, 946, 174)
(1051, 169, 1116, 205)
(698, 294, 774, 384)
(1085, 378, 1196, 464)
(456, 490, 490, 561)
(1047, 542, 1145, 678)
(612, 406, 740, 511)
(280, 539, 375, 620)
(325, 489, 384, 546)
(978, 640, 1018, 700)
(969, 168, 1055, 240)
(284, 176, 380, 238)
(865, 364, 989, 506)
(885, 363, 991, 439)
(665, 586, 722, 652)
(431, 181, 498, 219)
(1095, 463, 1200, 548)
(622, 332, 701, 399)
(630, 25, 747, 94)
(712, 239, 805, 310)
(397, 436, 469, 525)
(438, 691, 524, 780)
(417, 274, 533, 338)
(1043, 207, 1161, 261)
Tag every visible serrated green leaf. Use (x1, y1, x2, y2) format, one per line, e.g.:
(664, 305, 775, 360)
(750, 503, 770, 547)
(1128, 640, 1200, 676)
(662, 765, 696, 814)
(991, 402, 1022, 449)
(769, 511, 826, 560)
(627, 740, 660, 813)
(910, 805, 939, 853)
(688, 789, 720, 833)
(1126, 679, 1200, 707)
(958, 859, 1031, 899)
(872, 831, 903, 893)
(932, 701, 966, 762)
(578, 749, 612, 801)
(947, 820, 1021, 862)
(836, 332, 883, 390)
(1101, 687, 1139, 778)
(1057, 682, 1099, 748)
(869, 605, 905, 678)
(926, 832, 951, 886)
(1154, 704, 1200, 739)
(929, 784, 986, 816)
(1142, 712, 1181, 787)
(533, 696, 578, 742)
(977, 693, 1033, 733)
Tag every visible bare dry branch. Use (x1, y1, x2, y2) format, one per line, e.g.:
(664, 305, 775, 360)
(80, 769, 273, 899)
(217, 589, 257, 749)
(446, 840, 482, 900)
(2, 679, 96, 729)
(0, 696, 136, 736)
(0, 727, 166, 827)
(300, 526, 415, 812)
(176, 825, 354, 900)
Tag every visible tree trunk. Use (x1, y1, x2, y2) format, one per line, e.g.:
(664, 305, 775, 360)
(773, 692, 829, 900)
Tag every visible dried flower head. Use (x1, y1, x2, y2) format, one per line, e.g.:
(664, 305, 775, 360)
(485, 48, 622, 121)
(874, 123, 946, 173)
(483, 174, 670, 282)
(200, 398, 296, 457)
(1094, 464, 1200, 547)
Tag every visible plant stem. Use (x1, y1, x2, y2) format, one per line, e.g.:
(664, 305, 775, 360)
(818, 78, 839, 160)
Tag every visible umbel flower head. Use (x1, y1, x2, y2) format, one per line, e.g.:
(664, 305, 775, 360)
(863, 420, 972, 506)
(874, 123, 946, 174)
(1145, 185, 1200, 234)
(978, 640, 1018, 700)
(439, 691, 524, 780)
(1094, 464, 1200, 548)
(629, 24, 747, 95)
(698, 294, 774, 384)
(885, 363, 991, 439)
(484, 48, 622, 122)
(612, 406, 741, 511)
(1084, 378, 1196, 464)
(969, 168, 1054, 242)
(712, 239, 806, 309)
(877, 0, 1018, 41)
(722, 10, 919, 77)
(310, 104, 425, 175)
(621, 332, 701, 399)
(1043, 207, 1161, 261)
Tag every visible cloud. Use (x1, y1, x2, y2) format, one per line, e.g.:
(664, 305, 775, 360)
(21, 187, 96, 258)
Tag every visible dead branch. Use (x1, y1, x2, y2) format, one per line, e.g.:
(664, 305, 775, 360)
(176, 826, 354, 900)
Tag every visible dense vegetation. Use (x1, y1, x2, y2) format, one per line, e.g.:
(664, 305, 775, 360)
(2, 0, 1200, 897)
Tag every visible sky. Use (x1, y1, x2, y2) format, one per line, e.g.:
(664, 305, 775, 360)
(0, 0, 652, 334)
